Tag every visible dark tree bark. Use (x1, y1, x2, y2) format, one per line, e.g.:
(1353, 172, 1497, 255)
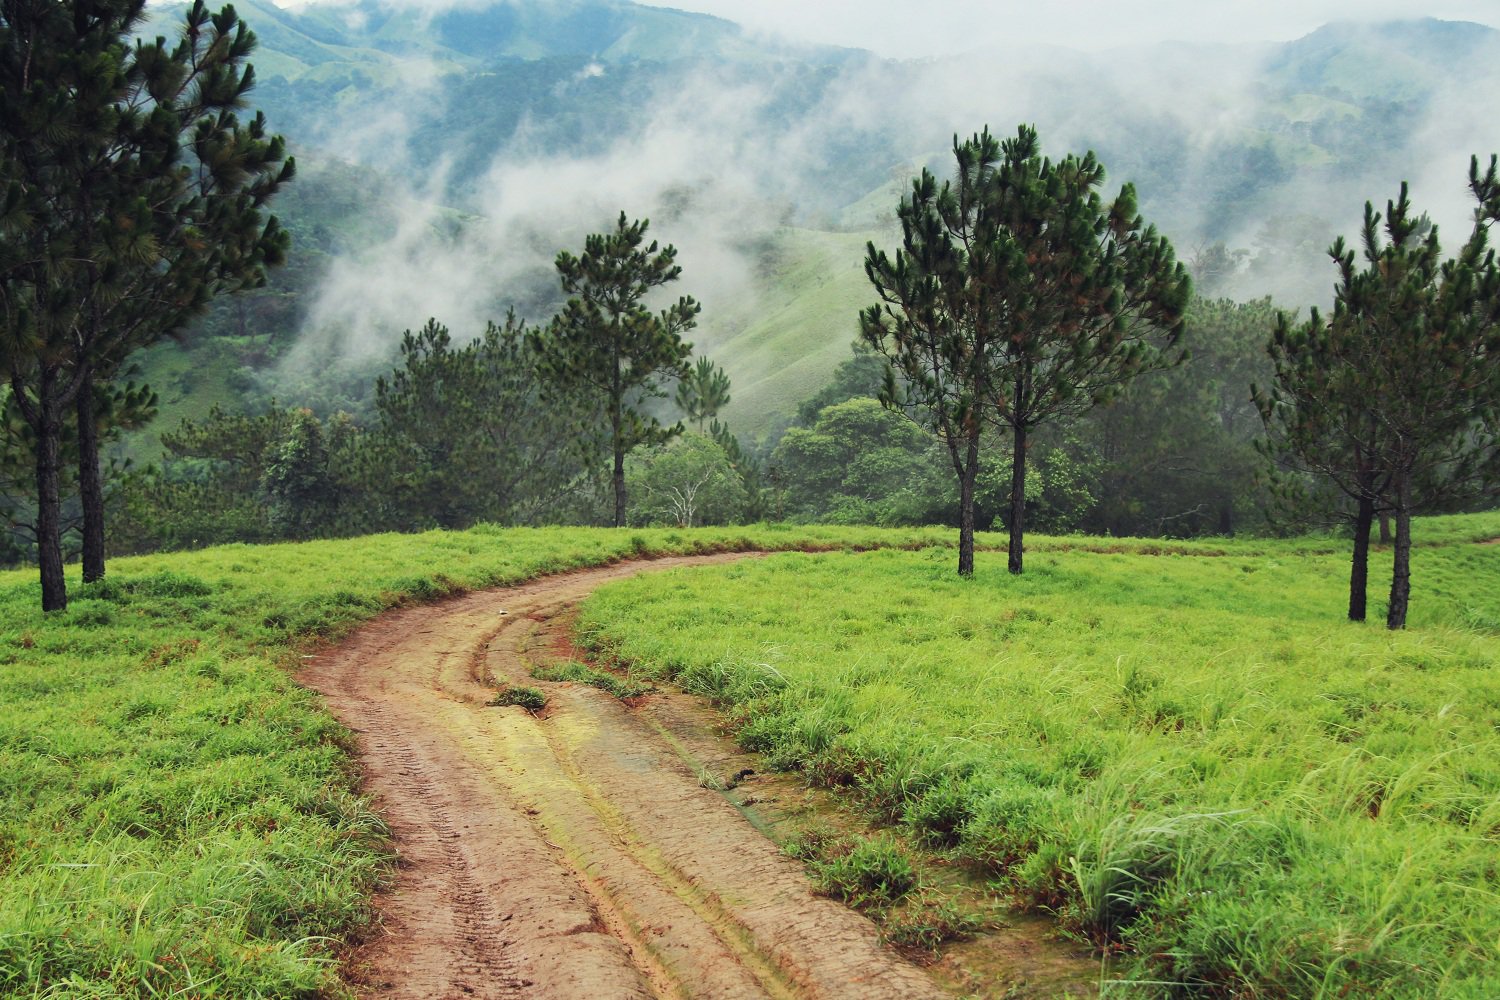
(1378, 512, 1392, 544)
(76, 366, 106, 584)
(1387, 480, 1413, 630)
(1349, 494, 1374, 622)
(612, 344, 626, 528)
(612, 443, 626, 528)
(956, 436, 978, 577)
(23, 368, 68, 612)
(1008, 422, 1028, 575)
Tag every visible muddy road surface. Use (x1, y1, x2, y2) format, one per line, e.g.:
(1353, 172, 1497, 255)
(301, 554, 953, 1000)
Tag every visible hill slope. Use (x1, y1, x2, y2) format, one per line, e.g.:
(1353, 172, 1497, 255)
(126, 3, 1500, 450)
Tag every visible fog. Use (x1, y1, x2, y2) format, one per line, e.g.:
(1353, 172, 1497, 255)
(634, 0, 1500, 57)
(268, 0, 1500, 416)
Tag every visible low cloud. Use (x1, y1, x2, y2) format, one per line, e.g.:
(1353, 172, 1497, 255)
(278, 5, 1500, 383)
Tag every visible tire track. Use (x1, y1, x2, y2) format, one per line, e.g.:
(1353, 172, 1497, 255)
(301, 555, 946, 1000)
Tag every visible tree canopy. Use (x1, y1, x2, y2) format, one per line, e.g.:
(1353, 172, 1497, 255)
(531, 212, 698, 527)
(863, 125, 1190, 575)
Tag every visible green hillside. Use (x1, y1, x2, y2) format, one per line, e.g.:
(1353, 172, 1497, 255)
(702, 228, 882, 439)
(112, 3, 1500, 458)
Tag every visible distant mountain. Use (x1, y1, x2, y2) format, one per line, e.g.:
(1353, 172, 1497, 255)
(208, 0, 846, 79)
(129, 1, 1500, 444)
(1266, 18, 1499, 101)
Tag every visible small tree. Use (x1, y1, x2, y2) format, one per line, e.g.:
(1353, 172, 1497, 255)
(261, 409, 337, 540)
(675, 356, 732, 430)
(532, 213, 698, 526)
(772, 397, 948, 526)
(1257, 161, 1500, 629)
(627, 433, 745, 527)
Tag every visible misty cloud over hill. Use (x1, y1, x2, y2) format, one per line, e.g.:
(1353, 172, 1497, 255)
(168, 0, 1500, 427)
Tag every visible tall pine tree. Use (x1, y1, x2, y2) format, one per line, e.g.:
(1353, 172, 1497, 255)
(864, 126, 1190, 575)
(1258, 161, 1500, 629)
(862, 134, 1004, 576)
(0, 0, 291, 609)
(532, 213, 698, 527)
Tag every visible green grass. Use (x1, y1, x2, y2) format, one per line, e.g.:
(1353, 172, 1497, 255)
(577, 510, 1500, 999)
(786, 828, 917, 908)
(0, 523, 957, 998)
(490, 683, 549, 712)
(531, 659, 653, 699)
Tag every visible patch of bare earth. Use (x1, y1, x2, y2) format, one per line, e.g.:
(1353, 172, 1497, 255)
(300, 554, 1096, 999)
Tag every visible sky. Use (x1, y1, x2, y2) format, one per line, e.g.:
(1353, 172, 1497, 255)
(634, 0, 1500, 57)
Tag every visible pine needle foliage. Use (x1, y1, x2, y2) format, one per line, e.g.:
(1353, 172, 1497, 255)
(862, 125, 1190, 577)
(531, 212, 699, 527)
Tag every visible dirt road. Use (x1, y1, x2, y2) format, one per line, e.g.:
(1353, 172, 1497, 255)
(300, 554, 950, 1000)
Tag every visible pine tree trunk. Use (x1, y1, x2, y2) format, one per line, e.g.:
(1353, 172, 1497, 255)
(611, 338, 626, 528)
(1378, 512, 1392, 544)
(612, 439, 626, 529)
(32, 370, 67, 612)
(1218, 495, 1234, 536)
(1008, 422, 1027, 575)
(1349, 494, 1373, 622)
(957, 436, 978, 578)
(76, 366, 106, 584)
(1386, 480, 1412, 630)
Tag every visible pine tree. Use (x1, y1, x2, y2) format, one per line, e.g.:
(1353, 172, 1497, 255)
(864, 126, 1190, 575)
(0, 0, 292, 609)
(983, 127, 1190, 573)
(532, 213, 698, 527)
(674, 356, 731, 430)
(261, 409, 336, 540)
(1257, 160, 1500, 629)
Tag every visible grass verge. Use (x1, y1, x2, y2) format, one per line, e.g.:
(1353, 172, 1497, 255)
(576, 510, 1500, 999)
(0, 523, 962, 998)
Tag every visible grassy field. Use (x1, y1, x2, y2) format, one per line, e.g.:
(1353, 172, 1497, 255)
(578, 512, 1500, 999)
(0, 523, 957, 998)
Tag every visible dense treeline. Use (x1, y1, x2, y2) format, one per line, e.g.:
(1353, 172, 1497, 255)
(768, 294, 1277, 538)
(76, 290, 1282, 556)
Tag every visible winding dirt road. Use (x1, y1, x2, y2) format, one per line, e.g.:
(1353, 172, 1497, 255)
(300, 554, 950, 1000)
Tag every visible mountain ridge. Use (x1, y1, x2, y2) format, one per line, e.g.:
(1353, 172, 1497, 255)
(129, 1, 1500, 442)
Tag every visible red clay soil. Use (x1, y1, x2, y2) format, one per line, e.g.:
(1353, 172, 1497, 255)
(300, 553, 1095, 999)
